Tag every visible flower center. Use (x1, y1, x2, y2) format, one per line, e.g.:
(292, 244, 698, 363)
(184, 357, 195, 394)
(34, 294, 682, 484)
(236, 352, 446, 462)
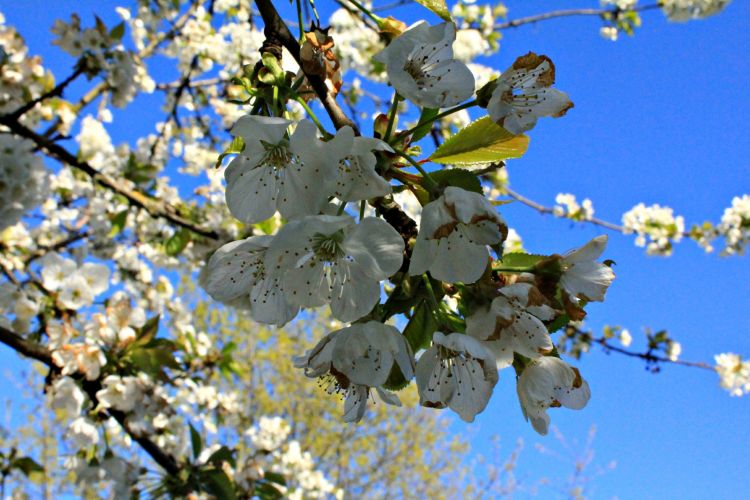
(260, 139, 292, 169)
(312, 230, 346, 261)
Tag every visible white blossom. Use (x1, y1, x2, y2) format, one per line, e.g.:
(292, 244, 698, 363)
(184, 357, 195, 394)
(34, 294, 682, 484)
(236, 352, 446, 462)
(225, 116, 353, 224)
(374, 22, 475, 108)
(487, 52, 573, 134)
(715, 353, 750, 397)
(410, 186, 506, 283)
(201, 235, 298, 326)
(50, 376, 86, 415)
(0, 134, 49, 230)
(69, 417, 100, 448)
(466, 283, 555, 368)
(96, 375, 144, 412)
(661, 0, 731, 21)
(266, 215, 403, 322)
(294, 322, 410, 422)
(246, 416, 291, 451)
(516, 356, 591, 435)
(332, 136, 393, 202)
(553, 193, 594, 221)
(52, 343, 106, 380)
(560, 235, 616, 304)
(622, 203, 685, 256)
(718, 194, 750, 255)
(416, 331, 498, 422)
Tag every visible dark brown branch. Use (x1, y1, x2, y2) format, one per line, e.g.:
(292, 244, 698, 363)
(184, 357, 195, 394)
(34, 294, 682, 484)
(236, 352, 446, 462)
(0, 324, 182, 475)
(0, 117, 219, 240)
(255, 0, 357, 132)
(3, 65, 86, 122)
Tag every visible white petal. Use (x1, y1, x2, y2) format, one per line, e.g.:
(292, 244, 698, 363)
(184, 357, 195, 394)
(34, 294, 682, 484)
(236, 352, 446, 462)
(225, 158, 277, 224)
(202, 236, 270, 302)
(343, 385, 368, 423)
(561, 261, 615, 302)
(344, 217, 404, 280)
(250, 277, 298, 326)
(230, 115, 290, 142)
(415, 346, 448, 409)
(507, 312, 553, 359)
(283, 260, 330, 308)
(449, 356, 497, 422)
(564, 235, 608, 264)
(79, 262, 110, 296)
(329, 262, 380, 322)
(375, 387, 402, 407)
(430, 231, 489, 283)
(408, 237, 437, 277)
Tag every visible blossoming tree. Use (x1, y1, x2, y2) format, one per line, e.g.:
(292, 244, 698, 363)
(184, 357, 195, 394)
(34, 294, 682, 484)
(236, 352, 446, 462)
(0, 0, 745, 497)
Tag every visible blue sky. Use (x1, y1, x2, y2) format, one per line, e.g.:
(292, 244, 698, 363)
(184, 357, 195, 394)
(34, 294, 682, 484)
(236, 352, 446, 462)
(2, 1, 749, 498)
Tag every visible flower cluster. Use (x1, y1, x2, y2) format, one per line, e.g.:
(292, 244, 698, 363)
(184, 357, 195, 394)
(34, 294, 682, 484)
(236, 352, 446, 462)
(717, 195, 750, 255)
(715, 353, 750, 397)
(622, 203, 685, 256)
(0, 134, 49, 231)
(554, 193, 595, 221)
(661, 0, 731, 21)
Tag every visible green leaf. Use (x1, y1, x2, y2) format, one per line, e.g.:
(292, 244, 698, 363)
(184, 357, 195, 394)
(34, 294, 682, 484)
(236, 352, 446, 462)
(109, 22, 126, 41)
(546, 313, 570, 334)
(108, 209, 129, 237)
(203, 469, 237, 500)
(263, 471, 287, 487)
(429, 169, 482, 194)
(165, 228, 191, 256)
(215, 136, 244, 168)
(190, 424, 202, 460)
(12, 456, 43, 477)
(497, 253, 547, 269)
(136, 315, 160, 345)
(430, 117, 530, 166)
(207, 446, 235, 467)
(415, 0, 451, 21)
(403, 301, 438, 353)
(410, 107, 439, 142)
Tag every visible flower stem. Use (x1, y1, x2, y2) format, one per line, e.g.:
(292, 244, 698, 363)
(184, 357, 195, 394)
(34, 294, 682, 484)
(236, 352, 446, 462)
(296, 0, 305, 43)
(359, 200, 366, 220)
(292, 93, 333, 139)
(391, 99, 478, 145)
(347, 0, 383, 25)
(394, 149, 440, 193)
(337, 200, 347, 215)
(384, 93, 402, 142)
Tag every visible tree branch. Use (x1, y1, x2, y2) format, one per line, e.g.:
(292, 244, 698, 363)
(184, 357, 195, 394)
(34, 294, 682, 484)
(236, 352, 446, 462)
(0, 117, 219, 240)
(495, 4, 661, 30)
(255, 0, 357, 132)
(0, 324, 182, 476)
(504, 187, 691, 237)
(3, 65, 86, 122)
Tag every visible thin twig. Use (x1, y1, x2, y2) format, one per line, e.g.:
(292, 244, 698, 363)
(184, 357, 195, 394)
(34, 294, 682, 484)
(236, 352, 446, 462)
(0, 117, 219, 240)
(495, 4, 661, 30)
(504, 187, 691, 237)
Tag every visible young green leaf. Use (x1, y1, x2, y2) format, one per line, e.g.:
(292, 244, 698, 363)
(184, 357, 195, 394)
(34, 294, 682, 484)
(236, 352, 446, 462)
(415, 0, 452, 21)
(430, 117, 529, 165)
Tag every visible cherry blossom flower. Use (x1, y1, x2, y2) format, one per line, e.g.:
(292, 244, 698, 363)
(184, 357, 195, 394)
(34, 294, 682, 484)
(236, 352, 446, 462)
(201, 235, 299, 326)
(466, 283, 555, 368)
(410, 186, 506, 283)
(560, 235, 616, 304)
(50, 376, 86, 415)
(516, 356, 591, 435)
(374, 21, 474, 108)
(69, 417, 100, 448)
(266, 215, 403, 322)
(332, 136, 393, 202)
(225, 116, 353, 224)
(52, 343, 106, 381)
(415, 331, 498, 422)
(294, 322, 410, 422)
(96, 375, 144, 412)
(487, 52, 573, 134)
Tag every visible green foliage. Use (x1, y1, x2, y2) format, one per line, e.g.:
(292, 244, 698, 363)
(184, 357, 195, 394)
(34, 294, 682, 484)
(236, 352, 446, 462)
(107, 209, 128, 237)
(430, 117, 530, 165)
(414, 0, 452, 21)
(216, 136, 245, 168)
(410, 107, 439, 142)
(165, 228, 192, 256)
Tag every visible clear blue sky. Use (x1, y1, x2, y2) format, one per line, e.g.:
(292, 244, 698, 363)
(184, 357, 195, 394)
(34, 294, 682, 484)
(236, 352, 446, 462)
(2, 1, 748, 498)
